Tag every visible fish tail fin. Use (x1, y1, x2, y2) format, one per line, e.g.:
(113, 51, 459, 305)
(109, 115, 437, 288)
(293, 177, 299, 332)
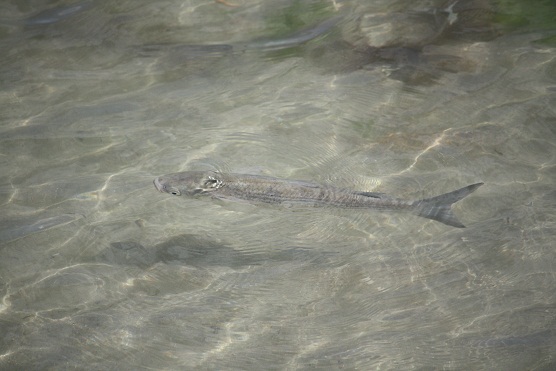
(415, 183, 483, 228)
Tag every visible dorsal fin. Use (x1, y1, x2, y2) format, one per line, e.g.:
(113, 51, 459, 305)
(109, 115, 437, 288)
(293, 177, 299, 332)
(355, 191, 388, 199)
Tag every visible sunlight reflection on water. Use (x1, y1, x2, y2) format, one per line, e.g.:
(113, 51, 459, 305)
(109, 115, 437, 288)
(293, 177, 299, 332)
(0, 0, 555, 369)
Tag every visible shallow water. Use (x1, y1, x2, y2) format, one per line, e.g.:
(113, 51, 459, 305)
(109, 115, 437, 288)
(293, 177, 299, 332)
(1, 0, 555, 369)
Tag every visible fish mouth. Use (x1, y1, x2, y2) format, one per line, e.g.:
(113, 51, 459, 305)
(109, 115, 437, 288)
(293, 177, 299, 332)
(153, 177, 164, 192)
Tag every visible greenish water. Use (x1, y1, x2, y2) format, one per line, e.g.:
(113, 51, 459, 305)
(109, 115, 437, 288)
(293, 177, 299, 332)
(1, 0, 555, 369)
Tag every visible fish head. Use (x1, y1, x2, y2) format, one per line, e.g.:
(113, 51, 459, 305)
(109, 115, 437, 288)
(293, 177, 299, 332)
(153, 171, 223, 197)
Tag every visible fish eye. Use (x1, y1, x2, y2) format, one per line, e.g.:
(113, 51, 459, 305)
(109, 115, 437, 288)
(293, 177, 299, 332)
(169, 188, 181, 196)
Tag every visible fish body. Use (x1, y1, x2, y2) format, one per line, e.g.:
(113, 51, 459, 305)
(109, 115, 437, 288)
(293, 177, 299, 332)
(244, 15, 343, 50)
(153, 171, 482, 228)
(24, 0, 94, 26)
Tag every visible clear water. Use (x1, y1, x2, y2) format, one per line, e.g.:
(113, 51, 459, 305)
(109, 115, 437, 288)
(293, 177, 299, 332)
(1, 0, 555, 369)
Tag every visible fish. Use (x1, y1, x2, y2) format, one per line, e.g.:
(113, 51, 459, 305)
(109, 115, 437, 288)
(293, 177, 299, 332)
(244, 15, 344, 51)
(153, 171, 483, 228)
(24, 0, 94, 26)
(0, 213, 84, 243)
(135, 14, 343, 61)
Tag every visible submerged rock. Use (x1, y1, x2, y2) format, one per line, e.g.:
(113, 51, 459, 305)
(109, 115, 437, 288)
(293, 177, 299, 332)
(308, 0, 504, 83)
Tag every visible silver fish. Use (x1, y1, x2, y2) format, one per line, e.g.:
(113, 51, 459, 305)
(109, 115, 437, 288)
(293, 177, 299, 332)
(153, 171, 483, 228)
(24, 0, 94, 26)
(243, 15, 343, 51)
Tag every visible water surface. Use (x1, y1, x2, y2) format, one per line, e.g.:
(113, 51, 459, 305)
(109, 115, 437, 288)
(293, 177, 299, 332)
(1, 0, 555, 369)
